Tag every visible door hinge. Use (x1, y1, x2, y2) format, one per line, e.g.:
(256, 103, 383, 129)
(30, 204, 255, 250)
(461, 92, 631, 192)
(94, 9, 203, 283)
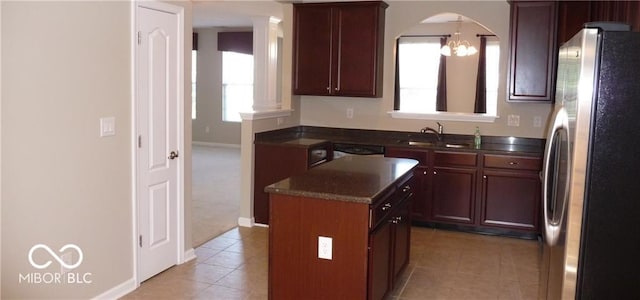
(139, 235, 142, 247)
(137, 31, 142, 45)
(138, 135, 142, 148)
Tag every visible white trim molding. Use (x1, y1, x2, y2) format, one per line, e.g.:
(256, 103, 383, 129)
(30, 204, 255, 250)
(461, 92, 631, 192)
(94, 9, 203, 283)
(192, 141, 241, 148)
(240, 109, 293, 120)
(388, 111, 499, 123)
(252, 16, 282, 112)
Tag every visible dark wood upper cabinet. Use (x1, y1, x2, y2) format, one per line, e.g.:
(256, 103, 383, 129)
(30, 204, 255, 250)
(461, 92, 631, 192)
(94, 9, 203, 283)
(509, 1, 640, 103)
(558, 1, 640, 45)
(557, 1, 592, 45)
(292, 1, 387, 97)
(507, 1, 558, 103)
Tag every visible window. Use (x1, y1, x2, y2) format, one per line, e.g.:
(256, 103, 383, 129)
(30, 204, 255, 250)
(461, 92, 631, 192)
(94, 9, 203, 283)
(192, 50, 197, 120)
(484, 41, 500, 116)
(222, 51, 253, 122)
(396, 36, 500, 116)
(397, 37, 442, 113)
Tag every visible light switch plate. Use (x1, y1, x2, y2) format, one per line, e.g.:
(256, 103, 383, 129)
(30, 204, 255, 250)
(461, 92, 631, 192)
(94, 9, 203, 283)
(100, 117, 116, 137)
(318, 236, 332, 260)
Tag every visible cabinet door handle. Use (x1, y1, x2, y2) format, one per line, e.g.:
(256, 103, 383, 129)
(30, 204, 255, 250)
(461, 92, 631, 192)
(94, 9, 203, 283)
(508, 161, 518, 165)
(433, 171, 437, 175)
(423, 171, 427, 175)
(382, 203, 392, 211)
(483, 175, 487, 179)
(402, 185, 411, 192)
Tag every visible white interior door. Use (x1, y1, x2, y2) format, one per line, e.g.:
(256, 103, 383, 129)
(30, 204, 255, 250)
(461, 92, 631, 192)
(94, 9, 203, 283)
(137, 4, 181, 282)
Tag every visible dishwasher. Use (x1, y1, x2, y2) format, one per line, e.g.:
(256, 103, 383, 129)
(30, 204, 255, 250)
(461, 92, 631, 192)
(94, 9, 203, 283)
(332, 143, 385, 159)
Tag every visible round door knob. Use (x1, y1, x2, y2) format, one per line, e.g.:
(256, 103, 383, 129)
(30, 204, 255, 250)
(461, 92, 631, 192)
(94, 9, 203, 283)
(168, 151, 179, 160)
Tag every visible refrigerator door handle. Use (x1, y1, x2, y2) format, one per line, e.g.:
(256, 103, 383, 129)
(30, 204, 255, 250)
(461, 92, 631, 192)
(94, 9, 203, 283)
(542, 107, 570, 246)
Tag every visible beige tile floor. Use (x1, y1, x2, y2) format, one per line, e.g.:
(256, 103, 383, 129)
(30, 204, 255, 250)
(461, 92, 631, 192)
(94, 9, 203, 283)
(122, 226, 540, 300)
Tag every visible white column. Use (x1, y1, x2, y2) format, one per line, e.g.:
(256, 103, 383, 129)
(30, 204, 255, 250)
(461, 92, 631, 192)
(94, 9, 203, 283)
(252, 16, 281, 112)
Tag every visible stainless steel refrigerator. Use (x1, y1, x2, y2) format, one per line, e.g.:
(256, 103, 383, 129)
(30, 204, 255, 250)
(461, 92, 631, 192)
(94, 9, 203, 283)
(540, 23, 640, 299)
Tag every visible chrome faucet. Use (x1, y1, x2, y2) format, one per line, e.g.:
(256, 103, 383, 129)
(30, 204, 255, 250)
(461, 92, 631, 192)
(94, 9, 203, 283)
(420, 122, 444, 141)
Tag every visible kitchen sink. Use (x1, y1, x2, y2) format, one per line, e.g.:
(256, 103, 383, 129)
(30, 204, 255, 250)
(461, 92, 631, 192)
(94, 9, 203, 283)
(444, 143, 471, 149)
(407, 141, 435, 147)
(400, 140, 471, 149)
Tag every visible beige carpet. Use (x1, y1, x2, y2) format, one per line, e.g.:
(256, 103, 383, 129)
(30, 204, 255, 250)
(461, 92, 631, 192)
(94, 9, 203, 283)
(191, 144, 241, 247)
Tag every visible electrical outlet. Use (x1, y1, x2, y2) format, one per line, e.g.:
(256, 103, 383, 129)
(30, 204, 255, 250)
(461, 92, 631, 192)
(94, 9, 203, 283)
(346, 108, 354, 119)
(318, 236, 332, 260)
(507, 114, 520, 127)
(533, 116, 543, 128)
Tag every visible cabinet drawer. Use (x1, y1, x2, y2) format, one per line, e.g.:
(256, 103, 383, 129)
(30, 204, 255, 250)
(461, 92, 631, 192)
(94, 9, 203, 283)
(484, 154, 542, 171)
(371, 188, 396, 229)
(434, 151, 477, 167)
(395, 178, 414, 202)
(370, 175, 414, 230)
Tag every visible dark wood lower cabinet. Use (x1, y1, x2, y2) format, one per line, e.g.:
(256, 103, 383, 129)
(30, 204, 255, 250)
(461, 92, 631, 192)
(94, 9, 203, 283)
(480, 154, 542, 232)
(368, 218, 391, 300)
(430, 151, 478, 226)
(411, 167, 430, 221)
(269, 195, 369, 300)
(391, 199, 411, 281)
(254, 140, 332, 224)
(481, 170, 540, 231)
(431, 167, 476, 224)
(269, 174, 414, 300)
(386, 147, 542, 235)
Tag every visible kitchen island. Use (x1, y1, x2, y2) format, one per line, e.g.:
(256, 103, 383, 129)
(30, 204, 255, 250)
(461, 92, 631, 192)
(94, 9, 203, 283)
(265, 156, 418, 300)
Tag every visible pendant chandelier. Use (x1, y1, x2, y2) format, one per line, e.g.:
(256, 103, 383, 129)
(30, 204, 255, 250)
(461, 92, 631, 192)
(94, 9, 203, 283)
(440, 16, 478, 57)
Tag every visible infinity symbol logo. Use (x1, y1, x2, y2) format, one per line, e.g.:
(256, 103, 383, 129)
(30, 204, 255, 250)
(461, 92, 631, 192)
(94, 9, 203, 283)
(28, 244, 83, 270)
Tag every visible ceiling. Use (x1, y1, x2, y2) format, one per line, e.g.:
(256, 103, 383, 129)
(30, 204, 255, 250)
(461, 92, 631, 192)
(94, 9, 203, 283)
(421, 13, 476, 24)
(191, 4, 475, 29)
(192, 1, 287, 28)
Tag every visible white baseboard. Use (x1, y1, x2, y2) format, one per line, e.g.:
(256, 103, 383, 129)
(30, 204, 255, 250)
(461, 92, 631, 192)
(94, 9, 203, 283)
(183, 248, 196, 263)
(238, 217, 268, 228)
(238, 217, 255, 227)
(192, 141, 240, 148)
(92, 277, 137, 300)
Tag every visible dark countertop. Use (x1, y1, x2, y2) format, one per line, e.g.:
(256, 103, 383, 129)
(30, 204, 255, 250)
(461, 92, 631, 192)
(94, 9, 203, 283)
(280, 138, 330, 147)
(265, 156, 419, 204)
(255, 126, 545, 156)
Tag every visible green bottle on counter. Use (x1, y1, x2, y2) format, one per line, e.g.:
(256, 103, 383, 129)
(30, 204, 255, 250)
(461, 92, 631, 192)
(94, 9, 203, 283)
(474, 126, 481, 148)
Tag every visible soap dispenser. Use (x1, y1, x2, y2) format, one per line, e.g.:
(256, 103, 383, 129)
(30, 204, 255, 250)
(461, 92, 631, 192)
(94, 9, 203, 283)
(474, 126, 482, 148)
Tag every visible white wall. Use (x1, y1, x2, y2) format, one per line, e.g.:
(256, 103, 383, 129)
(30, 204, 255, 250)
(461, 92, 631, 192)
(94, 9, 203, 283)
(1, 2, 132, 298)
(1, 1, 193, 298)
(192, 28, 246, 145)
(297, 1, 553, 138)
